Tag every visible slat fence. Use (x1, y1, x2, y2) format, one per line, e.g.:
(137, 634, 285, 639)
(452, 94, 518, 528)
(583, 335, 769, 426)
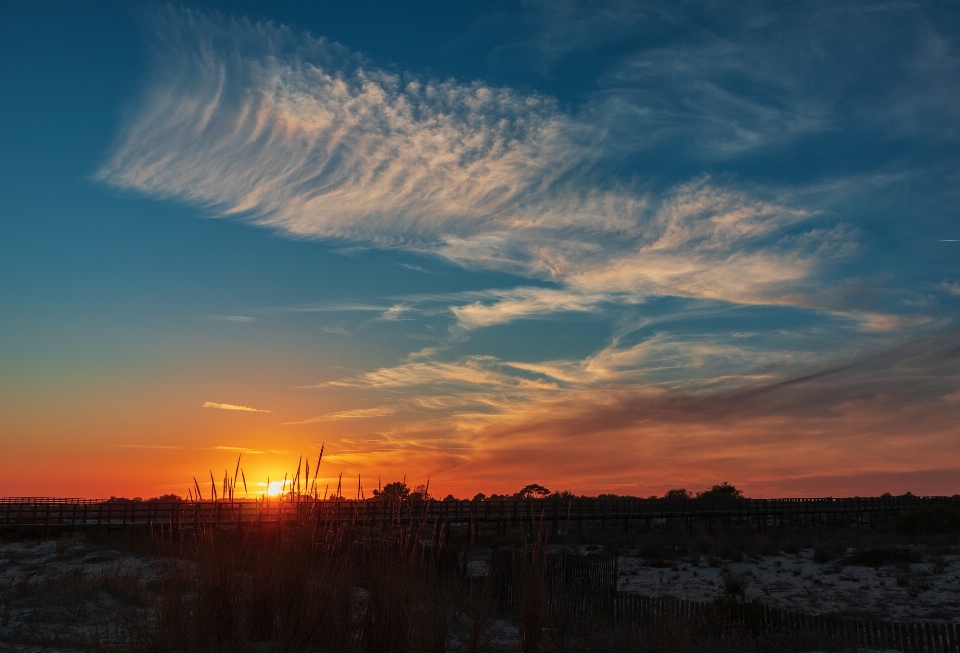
(1, 494, 955, 533)
(490, 550, 960, 653)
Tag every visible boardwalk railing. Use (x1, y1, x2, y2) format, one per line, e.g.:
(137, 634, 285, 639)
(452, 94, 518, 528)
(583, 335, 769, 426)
(0, 495, 957, 534)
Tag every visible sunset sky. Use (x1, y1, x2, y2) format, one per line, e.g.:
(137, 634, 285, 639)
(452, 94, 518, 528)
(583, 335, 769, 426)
(2, 1, 960, 499)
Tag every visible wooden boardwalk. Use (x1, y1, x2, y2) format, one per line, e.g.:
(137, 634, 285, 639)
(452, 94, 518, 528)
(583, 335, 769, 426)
(1, 494, 955, 535)
(2, 497, 958, 651)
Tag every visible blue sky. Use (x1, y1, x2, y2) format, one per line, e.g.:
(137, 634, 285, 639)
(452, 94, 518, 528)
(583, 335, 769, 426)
(2, 1, 959, 498)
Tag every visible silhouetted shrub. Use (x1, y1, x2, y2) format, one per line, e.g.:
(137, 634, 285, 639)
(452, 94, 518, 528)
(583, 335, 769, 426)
(894, 505, 960, 535)
(845, 547, 919, 567)
(147, 494, 183, 502)
(720, 569, 751, 598)
(813, 545, 836, 563)
(663, 488, 691, 500)
(374, 481, 410, 502)
(697, 482, 744, 501)
(516, 484, 550, 499)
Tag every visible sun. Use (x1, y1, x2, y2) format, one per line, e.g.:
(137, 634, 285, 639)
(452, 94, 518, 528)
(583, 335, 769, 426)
(266, 480, 286, 497)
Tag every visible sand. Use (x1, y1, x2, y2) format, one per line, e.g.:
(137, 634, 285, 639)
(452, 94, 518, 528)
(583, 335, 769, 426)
(612, 547, 960, 622)
(0, 536, 160, 651)
(465, 544, 960, 623)
(1, 537, 956, 652)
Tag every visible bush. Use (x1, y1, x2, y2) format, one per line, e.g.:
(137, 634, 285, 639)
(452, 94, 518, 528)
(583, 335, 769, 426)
(516, 484, 551, 499)
(697, 482, 744, 501)
(812, 545, 836, 563)
(663, 488, 691, 500)
(374, 481, 411, 502)
(894, 505, 960, 535)
(845, 547, 919, 567)
(719, 569, 751, 599)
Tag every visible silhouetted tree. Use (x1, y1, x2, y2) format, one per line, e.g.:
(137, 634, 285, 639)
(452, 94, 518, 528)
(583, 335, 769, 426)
(373, 481, 410, 503)
(148, 494, 183, 502)
(516, 484, 550, 499)
(411, 484, 432, 502)
(697, 482, 744, 501)
(472, 492, 486, 501)
(663, 488, 691, 500)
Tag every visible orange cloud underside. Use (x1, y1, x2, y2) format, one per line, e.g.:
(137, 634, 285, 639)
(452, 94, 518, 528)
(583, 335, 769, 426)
(2, 383, 958, 499)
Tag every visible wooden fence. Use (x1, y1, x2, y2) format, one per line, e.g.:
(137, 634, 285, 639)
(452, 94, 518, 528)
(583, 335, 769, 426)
(1, 495, 957, 652)
(490, 550, 960, 653)
(1, 494, 956, 534)
(574, 593, 959, 653)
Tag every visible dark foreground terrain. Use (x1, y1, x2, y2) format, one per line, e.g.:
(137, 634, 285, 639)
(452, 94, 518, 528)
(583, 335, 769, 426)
(1, 502, 959, 652)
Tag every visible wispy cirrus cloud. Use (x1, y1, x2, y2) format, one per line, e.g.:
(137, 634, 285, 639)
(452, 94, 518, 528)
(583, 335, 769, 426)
(451, 287, 604, 330)
(98, 10, 855, 324)
(326, 330, 960, 494)
(213, 445, 265, 454)
(322, 355, 556, 391)
(284, 405, 398, 424)
(77, 4, 960, 498)
(203, 401, 271, 413)
(942, 281, 960, 296)
(204, 314, 255, 322)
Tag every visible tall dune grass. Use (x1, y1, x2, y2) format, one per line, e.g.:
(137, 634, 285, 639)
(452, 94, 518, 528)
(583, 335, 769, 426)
(108, 516, 459, 653)
(81, 469, 856, 653)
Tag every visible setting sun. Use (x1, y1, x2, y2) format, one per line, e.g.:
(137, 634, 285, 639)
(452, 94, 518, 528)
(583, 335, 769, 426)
(265, 480, 286, 497)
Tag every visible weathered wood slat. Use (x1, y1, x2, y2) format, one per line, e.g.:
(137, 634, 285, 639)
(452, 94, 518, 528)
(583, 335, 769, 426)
(2, 494, 956, 533)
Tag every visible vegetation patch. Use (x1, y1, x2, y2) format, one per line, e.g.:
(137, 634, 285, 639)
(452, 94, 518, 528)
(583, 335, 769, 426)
(893, 505, 960, 535)
(844, 547, 919, 567)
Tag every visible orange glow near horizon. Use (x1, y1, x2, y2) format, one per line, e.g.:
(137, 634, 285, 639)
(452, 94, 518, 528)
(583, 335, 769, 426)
(2, 384, 960, 500)
(265, 480, 286, 497)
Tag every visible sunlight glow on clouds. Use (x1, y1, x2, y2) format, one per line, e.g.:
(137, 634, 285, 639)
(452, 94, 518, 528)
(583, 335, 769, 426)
(75, 6, 960, 498)
(203, 401, 271, 413)
(284, 406, 398, 424)
(99, 11, 850, 323)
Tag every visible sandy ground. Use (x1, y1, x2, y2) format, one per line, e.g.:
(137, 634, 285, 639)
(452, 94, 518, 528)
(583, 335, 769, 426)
(0, 536, 160, 651)
(464, 545, 960, 623)
(1, 537, 955, 652)
(612, 548, 960, 622)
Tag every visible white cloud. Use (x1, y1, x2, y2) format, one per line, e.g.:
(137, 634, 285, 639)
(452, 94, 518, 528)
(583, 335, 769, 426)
(941, 281, 960, 296)
(203, 401, 271, 413)
(317, 333, 795, 428)
(205, 314, 255, 322)
(853, 313, 933, 332)
(98, 11, 843, 322)
(325, 357, 514, 389)
(451, 287, 604, 330)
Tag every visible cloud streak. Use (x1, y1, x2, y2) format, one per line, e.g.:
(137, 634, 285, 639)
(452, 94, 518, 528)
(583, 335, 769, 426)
(205, 314, 255, 322)
(99, 10, 851, 322)
(213, 445, 265, 454)
(284, 406, 398, 424)
(330, 329, 960, 494)
(203, 401, 271, 413)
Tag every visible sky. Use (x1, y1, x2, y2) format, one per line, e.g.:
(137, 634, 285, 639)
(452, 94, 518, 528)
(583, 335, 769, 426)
(1, 0, 960, 499)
